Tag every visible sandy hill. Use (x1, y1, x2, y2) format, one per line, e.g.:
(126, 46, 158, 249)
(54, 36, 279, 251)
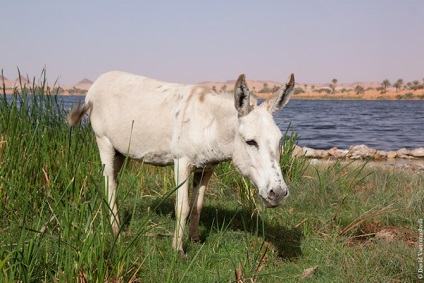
(343, 82, 382, 89)
(1, 76, 31, 89)
(0, 72, 388, 94)
(16, 76, 30, 84)
(199, 79, 284, 91)
(300, 81, 382, 91)
(199, 80, 383, 93)
(76, 78, 93, 84)
(74, 79, 93, 90)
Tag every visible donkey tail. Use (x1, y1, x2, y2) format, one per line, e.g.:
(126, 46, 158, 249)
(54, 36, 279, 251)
(67, 101, 92, 126)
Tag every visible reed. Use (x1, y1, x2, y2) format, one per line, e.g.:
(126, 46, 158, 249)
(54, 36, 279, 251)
(0, 71, 421, 282)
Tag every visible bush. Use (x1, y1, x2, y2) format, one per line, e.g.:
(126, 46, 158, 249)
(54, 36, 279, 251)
(293, 87, 305, 95)
(258, 87, 271, 93)
(68, 87, 87, 95)
(404, 92, 414, 99)
(396, 92, 415, 100)
(317, 88, 331, 94)
(354, 85, 365, 94)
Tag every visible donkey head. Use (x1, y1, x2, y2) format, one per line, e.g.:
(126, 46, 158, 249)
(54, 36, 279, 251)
(232, 73, 295, 207)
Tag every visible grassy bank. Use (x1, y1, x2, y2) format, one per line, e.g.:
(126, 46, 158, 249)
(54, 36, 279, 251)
(0, 74, 422, 282)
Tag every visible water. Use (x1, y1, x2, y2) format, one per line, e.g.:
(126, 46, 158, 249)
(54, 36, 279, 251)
(6, 95, 423, 151)
(275, 100, 424, 151)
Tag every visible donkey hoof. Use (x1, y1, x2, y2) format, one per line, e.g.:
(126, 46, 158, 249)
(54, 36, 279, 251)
(191, 239, 202, 244)
(178, 249, 187, 258)
(190, 235, 202, 243)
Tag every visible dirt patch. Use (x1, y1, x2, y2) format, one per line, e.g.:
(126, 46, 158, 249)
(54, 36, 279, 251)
(388, 163, 424, 173)
(345, 221, 418, 248)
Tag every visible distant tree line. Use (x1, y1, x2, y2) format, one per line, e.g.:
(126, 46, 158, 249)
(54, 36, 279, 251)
(258, 82, 280, 94)
(49, 86, 88, 95)
(299, 77, 424, 96)
(376, 78, 424, 93)
(212, 77, 424, 98)
(67, 87, 88, 95)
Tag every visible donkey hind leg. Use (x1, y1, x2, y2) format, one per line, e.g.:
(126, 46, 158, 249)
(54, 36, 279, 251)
(189, 169, 213, 242)
(96, 136, 125, 234)
(173, 157, 191, 255)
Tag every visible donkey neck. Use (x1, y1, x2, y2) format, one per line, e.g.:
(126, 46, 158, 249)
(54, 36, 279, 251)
(176, 89, 239, 167)
(203, 92, 244, 157)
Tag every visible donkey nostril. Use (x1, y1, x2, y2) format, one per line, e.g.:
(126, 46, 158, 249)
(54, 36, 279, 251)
(269, 189, 275, 198)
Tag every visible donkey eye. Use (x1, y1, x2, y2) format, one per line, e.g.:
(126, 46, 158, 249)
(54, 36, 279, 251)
(246, 139, 259, 149)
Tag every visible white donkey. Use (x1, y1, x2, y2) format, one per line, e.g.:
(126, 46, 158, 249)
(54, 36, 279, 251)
(68, 71, 295, 254)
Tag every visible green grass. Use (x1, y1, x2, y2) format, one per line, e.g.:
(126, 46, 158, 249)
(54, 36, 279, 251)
(0, 72, 422, 282)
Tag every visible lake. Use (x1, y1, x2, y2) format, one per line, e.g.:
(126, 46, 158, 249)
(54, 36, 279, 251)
(7, 95, 424, 151)
(275, 100, 423, 151)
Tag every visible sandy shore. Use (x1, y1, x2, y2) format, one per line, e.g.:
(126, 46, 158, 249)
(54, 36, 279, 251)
(292, 89, 424, 100)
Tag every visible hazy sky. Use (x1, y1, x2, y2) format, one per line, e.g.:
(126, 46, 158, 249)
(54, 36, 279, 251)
(1, 0, 423, 85)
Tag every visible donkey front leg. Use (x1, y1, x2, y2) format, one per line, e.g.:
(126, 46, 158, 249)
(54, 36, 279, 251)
(189, 170, 213, 242)
(173, 158, 191, 255)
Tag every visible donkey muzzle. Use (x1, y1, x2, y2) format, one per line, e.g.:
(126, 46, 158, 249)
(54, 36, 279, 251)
(262, 185, 289, 208)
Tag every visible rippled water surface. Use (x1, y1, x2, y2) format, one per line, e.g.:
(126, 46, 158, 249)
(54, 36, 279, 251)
(275, 100, 423, 150)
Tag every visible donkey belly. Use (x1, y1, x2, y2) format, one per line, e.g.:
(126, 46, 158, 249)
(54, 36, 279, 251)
(94, 105, 175, 164)
(86, 73, 180, 166)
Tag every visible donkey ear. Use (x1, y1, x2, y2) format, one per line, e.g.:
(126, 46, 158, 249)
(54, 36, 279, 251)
(234, 74, 251, 116)
(262, 73, 295, 115)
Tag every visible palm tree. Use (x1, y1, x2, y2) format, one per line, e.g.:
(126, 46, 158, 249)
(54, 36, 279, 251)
(381, 79, 391, 93)
(259, 82, 270, 93)
(330, 79, 338, 94)
(393, 79, 404, 92)
(412, 80, 420, 91)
